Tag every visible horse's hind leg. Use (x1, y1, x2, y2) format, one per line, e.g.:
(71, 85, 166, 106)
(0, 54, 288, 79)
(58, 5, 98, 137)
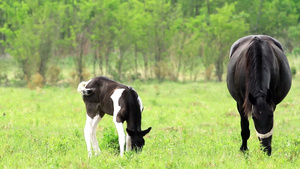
(237, 103, 250, 152)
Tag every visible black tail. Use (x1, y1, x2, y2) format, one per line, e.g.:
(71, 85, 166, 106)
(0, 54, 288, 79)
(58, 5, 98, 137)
(243, 36, 263, 116)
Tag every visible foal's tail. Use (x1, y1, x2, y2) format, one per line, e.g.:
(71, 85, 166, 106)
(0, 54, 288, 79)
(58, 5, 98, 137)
(77, 80, 95, 96)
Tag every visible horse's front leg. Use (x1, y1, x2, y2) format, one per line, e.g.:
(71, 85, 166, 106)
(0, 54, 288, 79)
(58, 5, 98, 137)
(238, 103, 250, 152)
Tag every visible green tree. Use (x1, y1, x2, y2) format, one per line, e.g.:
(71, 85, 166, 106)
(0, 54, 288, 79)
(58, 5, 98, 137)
(201, 3, 249, 81)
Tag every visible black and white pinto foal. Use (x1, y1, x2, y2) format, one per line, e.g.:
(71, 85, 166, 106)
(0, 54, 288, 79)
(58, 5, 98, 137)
(77, 76, 151, 157)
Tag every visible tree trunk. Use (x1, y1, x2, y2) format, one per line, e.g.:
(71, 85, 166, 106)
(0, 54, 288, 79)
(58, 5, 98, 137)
(134, 44, 138, 76)
(254, 0, 263, 32)
(142, 52, 148, 79)
(118, 46, 124, 81)
(93, 49, 97, 77)
(215, 54, 224, 82)
(77, 33, 86, 82)
(105, 43, 112, 76)
(38, 38, 52, 84)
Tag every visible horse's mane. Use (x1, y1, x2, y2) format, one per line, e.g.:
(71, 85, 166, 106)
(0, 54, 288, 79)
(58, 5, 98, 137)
(243, 37, 263, 116)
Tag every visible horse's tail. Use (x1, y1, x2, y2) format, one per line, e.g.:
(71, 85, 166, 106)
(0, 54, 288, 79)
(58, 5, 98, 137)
(77, 80, 95, 96)
(243, 36, 263, 116)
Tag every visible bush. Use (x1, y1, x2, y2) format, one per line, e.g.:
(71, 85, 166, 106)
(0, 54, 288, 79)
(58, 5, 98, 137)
(27, 73, 44, 89)
(205, 64, 214, 81)
(69, 68, 91, 88)
(154, 61, 175, 81)
(47, 65, 61, 85)
(291, 66, 297, 76)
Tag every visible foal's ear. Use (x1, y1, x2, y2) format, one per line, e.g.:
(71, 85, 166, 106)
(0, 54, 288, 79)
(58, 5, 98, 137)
(126, 127, 152, 137)
(248, 93, 256, 105)
(126, 129, 136, 137)
(141, 127, 152, 136)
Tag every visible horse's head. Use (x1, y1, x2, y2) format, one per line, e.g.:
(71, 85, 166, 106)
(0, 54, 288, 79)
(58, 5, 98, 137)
(249, 89, 274, 155)
(126, 127, 152, 152)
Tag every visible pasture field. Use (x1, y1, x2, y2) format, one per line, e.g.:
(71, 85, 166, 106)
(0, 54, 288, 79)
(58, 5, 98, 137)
(0, 78, 299, 168)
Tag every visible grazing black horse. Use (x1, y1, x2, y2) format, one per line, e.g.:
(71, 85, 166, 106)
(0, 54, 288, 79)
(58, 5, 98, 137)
(77, 76, 151, 157)
(227, 35, 291, 155)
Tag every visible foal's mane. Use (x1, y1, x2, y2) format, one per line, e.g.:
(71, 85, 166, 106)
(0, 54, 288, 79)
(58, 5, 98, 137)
(243, 37, 263, 116)
(125, 87, 142, 130)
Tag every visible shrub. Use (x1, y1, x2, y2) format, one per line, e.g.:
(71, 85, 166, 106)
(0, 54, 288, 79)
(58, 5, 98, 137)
(154, 61, 175, 81)
(205, 64, 214, 81)
(47, 65, 61, 85)
(69, 68, 91, 88)
(27, 73, 44, 89)
(291, 66, 297, 76)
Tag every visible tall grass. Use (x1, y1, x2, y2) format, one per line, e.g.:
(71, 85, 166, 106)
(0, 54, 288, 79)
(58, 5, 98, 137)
(0, 78, 299, 168)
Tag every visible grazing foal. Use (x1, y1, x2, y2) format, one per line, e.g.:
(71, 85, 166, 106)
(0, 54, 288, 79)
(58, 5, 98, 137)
(78, 76, 151, 157)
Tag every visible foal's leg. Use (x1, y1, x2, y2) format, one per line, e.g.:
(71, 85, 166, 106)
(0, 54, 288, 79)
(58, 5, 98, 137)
(111, 88, 126, 157)
(114, 120, 125, 157)
(91, 114, 101, 156)
(237, 103, 250, 152)
(126, 134, 132, 151)
(84, 113, 102, 158)
(84, 114, 94, 158)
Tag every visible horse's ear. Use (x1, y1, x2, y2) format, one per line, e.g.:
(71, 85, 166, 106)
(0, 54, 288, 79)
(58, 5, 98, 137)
(248, 93, 256, 105)
(126, 129, 136, 137)
(266, 89, 272, 103)
(141, 127, 152, 137)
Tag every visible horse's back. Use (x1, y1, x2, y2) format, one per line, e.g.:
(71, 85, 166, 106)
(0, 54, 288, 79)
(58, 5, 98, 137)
(227, 35, 291, 104)
(230, 35, 284, 57)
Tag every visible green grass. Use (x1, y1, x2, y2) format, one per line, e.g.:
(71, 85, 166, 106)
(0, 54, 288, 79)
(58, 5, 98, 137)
(0, 78, 299, 168)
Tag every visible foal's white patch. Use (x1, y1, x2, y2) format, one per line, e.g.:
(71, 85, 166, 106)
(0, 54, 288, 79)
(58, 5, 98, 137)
(256, 126, 273, 139)
(111, 88, 125, 122)
(111, 88, 126, 156)
(77, 79, 92, 95)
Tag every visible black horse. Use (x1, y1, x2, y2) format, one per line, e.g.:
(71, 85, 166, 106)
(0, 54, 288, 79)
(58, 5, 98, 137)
(227, 35, 292, 155)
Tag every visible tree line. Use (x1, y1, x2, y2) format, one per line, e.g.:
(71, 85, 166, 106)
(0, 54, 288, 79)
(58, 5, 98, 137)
(0, 0, 299, 86)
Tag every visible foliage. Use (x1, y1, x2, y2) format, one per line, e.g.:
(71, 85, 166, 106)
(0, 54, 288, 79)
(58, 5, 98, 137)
(0, 0, 299, 85)
(291, 66, 297, 76)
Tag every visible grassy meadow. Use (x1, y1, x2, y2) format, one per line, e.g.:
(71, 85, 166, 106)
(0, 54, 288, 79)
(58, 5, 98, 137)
(0, 77, 299, 168)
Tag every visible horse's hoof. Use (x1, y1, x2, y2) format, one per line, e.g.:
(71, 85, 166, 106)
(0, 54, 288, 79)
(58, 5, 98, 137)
(240, 146, 248, 152)
(262, 146, 272, 156)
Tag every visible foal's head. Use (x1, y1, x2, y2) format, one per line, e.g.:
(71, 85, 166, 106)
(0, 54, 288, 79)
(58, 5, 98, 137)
(126, 127, 152, 152)
(249, 90, 274, 155)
